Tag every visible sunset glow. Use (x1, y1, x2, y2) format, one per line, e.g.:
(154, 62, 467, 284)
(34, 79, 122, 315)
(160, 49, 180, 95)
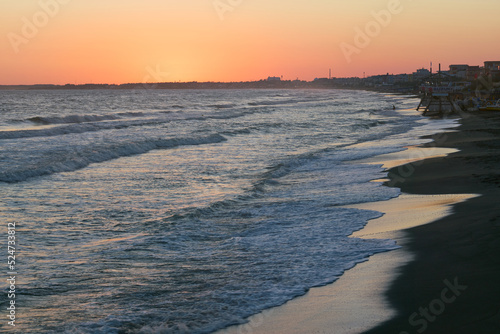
(1, 0, 499, 85)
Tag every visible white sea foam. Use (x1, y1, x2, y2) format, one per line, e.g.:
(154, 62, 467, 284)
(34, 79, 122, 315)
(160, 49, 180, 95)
(0, 134, 227, 183)
(0, 89, 448, 334)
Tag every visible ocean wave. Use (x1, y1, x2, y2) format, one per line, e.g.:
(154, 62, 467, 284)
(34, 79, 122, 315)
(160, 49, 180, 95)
(0, 108, 276, 140)
(247, 96, 333, 107)
(0, 134, 227, 183)
(116, 111, 145, 118)
(208, 103, 236, 109)
(0, 112, 153, 140)
(351, 119, 390, 130)
(170, 104, 185, 109)
(60, 207, 399, 334)
(26, 112, 145, 125)
(0, 120, 147, 140)
(248, 98, 300, 106)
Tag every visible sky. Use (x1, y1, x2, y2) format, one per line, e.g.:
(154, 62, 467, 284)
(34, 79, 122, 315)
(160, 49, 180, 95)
(1, 0, 499, 85)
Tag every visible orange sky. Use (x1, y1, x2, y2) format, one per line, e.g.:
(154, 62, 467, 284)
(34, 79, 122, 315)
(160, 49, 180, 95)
(1, 0, 499, 85)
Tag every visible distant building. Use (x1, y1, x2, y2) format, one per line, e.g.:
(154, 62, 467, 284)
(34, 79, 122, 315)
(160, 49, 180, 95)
(484, 61, 500, 71)
(333, 77, 362, 87)
(412, 68, 431, 80)
(267, 76, 281, 82)
(466, 66, 481, 81)
(484, 61, 500, 77)
(393, 73, 409, 83)
(449, 64, 469, 78)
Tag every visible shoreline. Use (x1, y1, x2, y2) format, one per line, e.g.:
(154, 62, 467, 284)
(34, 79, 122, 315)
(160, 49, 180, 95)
(365, 111, 500, 333)
(217, 110, 500, 334)
(215, 116, 465, 334)
(217, 243, 409, 334)
(216, 192, 471, 334)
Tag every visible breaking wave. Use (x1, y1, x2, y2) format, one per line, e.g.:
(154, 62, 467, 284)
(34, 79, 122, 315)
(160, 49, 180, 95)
(0, 134, 227, 183)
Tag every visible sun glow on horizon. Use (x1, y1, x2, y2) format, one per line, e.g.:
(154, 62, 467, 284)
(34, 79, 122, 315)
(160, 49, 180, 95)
(1, 0, 499, 85)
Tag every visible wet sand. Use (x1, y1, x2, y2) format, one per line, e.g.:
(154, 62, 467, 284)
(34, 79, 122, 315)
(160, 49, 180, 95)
(217, 194, 472, 334)
(217, 111, 500, 334)
(365, 112, 500, 333)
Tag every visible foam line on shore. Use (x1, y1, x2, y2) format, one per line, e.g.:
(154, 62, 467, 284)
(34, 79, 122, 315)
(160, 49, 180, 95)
(348, 193, 478, 239)
(216, 191, 473, 334)
(215, 139, 470, 334)
(351, 145, 459, 170)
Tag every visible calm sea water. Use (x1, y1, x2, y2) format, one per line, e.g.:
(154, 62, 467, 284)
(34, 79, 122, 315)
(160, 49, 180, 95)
(0, 89, 456, 333)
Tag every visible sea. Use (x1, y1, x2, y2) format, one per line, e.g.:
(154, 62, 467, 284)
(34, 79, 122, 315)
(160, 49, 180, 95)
(0, 88, 458, 333)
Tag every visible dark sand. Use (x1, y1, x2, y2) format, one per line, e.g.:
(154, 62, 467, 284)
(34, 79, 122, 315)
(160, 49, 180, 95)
(365, 111, 500, 334)
(217, 111, 500, 334)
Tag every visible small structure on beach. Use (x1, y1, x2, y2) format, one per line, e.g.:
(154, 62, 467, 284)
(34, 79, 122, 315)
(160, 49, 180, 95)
(417, 65, 463, 116)
(417, 90, 462, 116)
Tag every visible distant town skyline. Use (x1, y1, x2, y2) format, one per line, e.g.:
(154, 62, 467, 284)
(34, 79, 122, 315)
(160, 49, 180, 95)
(1, 0, 499, 85)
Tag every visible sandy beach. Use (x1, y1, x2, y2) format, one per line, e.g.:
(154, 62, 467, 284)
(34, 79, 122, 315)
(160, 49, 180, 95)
(366, 111, 500, 333)
(217, 194, 473, 334)
(217, 110, 500, 334)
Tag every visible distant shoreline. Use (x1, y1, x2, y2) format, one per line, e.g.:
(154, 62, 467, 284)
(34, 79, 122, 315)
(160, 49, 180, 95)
(0, 80, 418, 94)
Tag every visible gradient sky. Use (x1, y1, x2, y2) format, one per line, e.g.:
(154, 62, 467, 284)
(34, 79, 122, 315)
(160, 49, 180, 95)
(1, 0, 499, 85)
